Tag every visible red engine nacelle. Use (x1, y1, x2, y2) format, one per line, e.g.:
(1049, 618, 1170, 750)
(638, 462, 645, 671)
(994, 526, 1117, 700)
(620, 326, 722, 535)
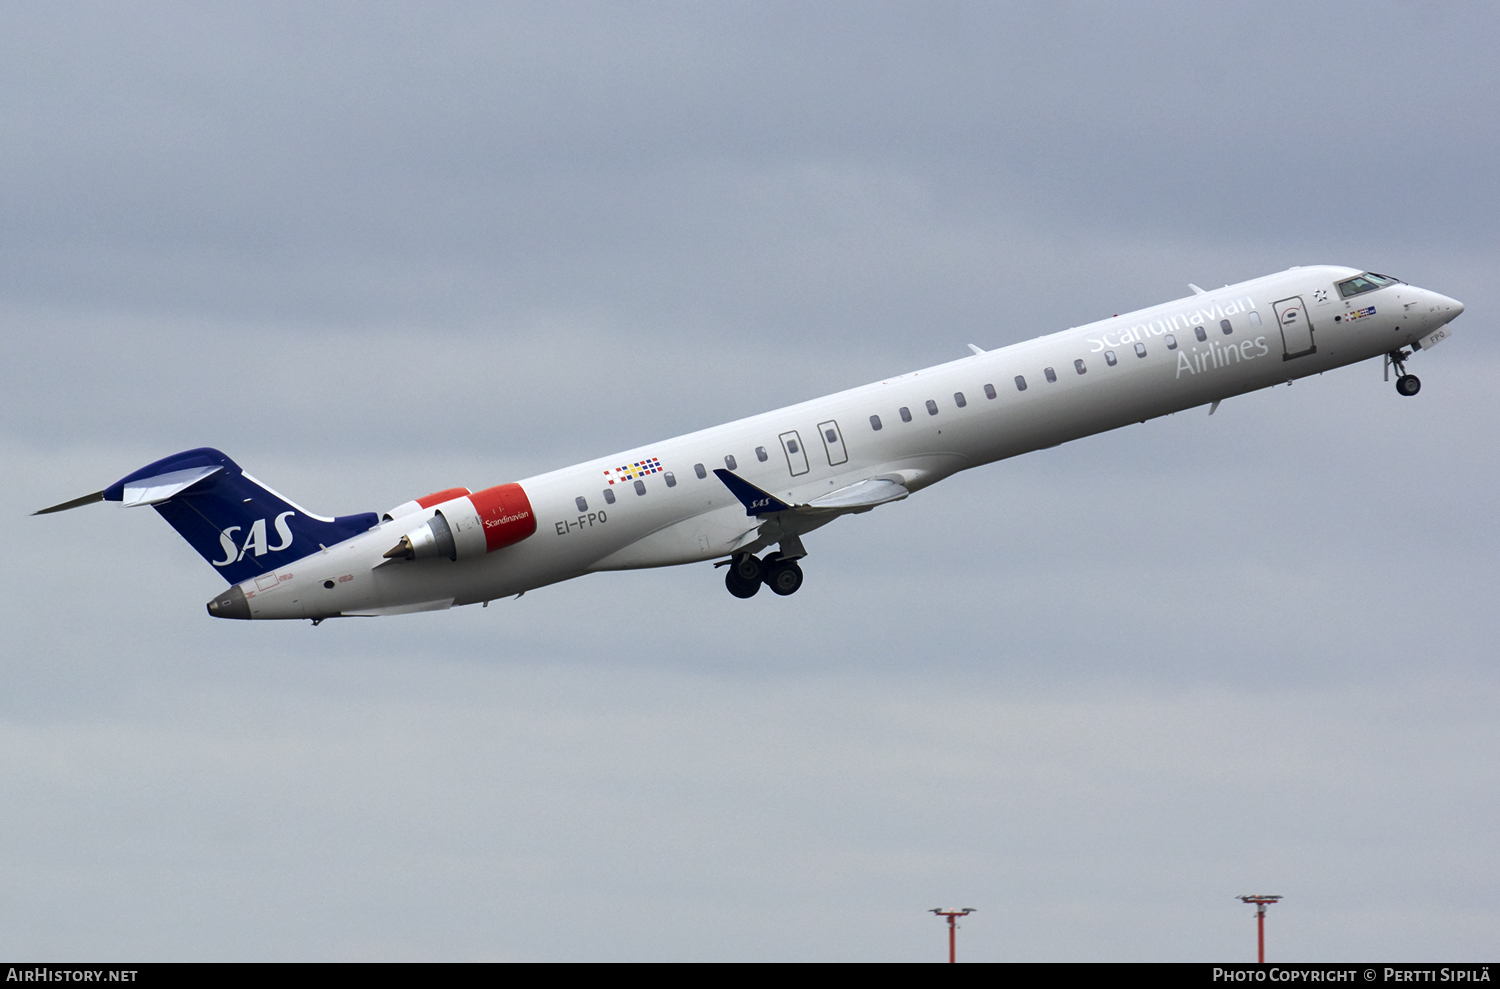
(382, 487, 472, 522)
(384, 483, 537, 562)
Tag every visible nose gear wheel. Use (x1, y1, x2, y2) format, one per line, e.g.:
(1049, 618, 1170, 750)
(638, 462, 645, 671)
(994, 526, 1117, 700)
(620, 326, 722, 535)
(1385, 349, 1422, 397)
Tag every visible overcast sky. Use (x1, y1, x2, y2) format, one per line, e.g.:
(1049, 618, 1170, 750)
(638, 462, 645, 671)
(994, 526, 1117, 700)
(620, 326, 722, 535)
(2, 0, 1497, 961)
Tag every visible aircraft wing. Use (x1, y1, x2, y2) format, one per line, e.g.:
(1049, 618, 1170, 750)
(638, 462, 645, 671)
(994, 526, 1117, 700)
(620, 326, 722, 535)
(714, 469, 909, 519)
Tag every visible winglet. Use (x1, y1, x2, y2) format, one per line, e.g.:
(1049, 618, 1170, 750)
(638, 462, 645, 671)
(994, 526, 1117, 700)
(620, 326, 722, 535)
(713, 469, 793, 516)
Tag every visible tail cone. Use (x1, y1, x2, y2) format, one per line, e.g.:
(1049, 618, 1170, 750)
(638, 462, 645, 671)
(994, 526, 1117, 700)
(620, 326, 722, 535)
(206, 586, 251, 620)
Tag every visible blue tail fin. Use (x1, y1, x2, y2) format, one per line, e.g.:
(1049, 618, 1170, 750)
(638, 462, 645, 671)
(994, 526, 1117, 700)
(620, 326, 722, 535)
(101, 448, 378, 584)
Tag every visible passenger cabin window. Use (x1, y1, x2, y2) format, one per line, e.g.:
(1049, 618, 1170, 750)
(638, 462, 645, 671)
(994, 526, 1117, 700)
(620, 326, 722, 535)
(1337, 272, 1397, 298)
(1044, 367, 1057, 383)
(1074, 359, 1087, 374)
(870, 414, 882, 431)
(634, 480, 646, 496)
(1014, 375, 1027, 391)
(1195, 326, 1207, 342)
(900, 406, 912, 422)
(1105, 350, 1117, 366)
(575, 496, 588, 512)
(1135, 342, 1147, 358)
(1248, 311, 1262, 326)
(756, 446, 768, 462)
(984, 383, 996, 400)
(1165, 334, 1177, 350)
(1220, 319, 1233, 335)
(725, 454, 737, 470)
(694, 463, 706, 479)
(603, 488, 616, 505)
(925, 399, 939, 415)
(665, 471, 676, 488)
(953, 392, 966, 408)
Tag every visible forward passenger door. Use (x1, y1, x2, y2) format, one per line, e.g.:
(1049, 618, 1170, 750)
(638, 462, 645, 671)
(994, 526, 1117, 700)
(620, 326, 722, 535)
(1273, 296, 1316, 359)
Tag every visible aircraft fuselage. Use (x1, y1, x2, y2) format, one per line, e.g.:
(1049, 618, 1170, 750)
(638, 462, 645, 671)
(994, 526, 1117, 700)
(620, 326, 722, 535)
(40, 264, 1462, 620)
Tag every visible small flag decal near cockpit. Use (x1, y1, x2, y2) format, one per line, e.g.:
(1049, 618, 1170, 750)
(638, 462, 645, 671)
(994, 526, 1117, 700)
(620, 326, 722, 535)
(605, 458, 663, 485)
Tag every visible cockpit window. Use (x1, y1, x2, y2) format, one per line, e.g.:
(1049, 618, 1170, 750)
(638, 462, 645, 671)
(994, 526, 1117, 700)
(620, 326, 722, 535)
(1337, 272, 1398, 299)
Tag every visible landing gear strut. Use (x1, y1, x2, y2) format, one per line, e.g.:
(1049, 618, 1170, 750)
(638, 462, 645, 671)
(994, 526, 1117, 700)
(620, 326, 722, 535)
(1385, 349, 1421, 397)
(722, 552, 805, 598)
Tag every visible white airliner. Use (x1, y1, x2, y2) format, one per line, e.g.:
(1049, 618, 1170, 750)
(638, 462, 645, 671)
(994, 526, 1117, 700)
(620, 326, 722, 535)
(36, 266, 1464, 622)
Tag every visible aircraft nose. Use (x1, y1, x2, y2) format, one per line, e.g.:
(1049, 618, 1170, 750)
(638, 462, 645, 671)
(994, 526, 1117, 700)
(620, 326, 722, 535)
(1434, 292, 1464, 321)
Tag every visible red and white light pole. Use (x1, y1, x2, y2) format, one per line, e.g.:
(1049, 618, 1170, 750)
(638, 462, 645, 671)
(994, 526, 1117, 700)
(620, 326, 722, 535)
(929, 908, 975, 963)
(1238, 895, 1282, 963)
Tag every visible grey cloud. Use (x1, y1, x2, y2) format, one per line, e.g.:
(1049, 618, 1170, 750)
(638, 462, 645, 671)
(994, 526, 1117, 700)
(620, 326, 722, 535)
(2, 0, 1497, 961)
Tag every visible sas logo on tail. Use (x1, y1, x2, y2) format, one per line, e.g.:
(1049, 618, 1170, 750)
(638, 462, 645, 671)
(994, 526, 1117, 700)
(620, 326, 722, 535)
(212, 512, 296, 567)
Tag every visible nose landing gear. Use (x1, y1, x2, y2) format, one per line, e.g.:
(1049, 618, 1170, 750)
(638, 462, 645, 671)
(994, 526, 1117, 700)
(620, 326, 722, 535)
(721, 551, 805, 598)
(1385, 349, 1421, 397)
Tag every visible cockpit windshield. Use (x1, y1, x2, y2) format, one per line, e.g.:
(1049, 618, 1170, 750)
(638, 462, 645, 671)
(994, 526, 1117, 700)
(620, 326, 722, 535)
(1337, 272, 1399, 299)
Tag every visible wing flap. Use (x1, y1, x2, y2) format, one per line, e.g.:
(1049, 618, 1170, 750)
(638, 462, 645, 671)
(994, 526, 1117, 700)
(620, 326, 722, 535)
(807, 477, 908, 510)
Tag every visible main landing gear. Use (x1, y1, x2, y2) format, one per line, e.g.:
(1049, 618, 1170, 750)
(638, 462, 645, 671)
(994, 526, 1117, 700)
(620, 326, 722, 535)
(1385, 349, 1421, 397)
(723, 552, 804, 598)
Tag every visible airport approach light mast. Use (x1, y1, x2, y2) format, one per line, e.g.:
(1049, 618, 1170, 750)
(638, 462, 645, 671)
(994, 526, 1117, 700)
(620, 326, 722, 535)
(929, 908, 975, 963)
(1238, 895, 1282, 963)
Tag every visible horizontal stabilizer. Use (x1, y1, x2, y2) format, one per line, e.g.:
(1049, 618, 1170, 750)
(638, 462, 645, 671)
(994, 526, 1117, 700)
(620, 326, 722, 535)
(33, 447, 380, 585)
(121, 465, 223, 507)
(714, 469, 792, 516)
(33, 490, 105, 515)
